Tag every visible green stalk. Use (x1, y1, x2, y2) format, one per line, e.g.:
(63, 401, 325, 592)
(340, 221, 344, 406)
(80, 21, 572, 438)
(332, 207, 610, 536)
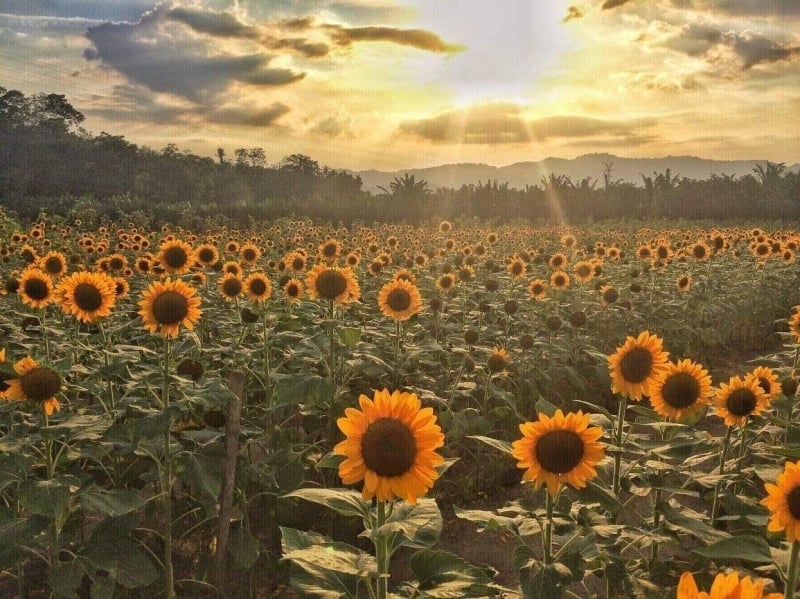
(649, 488, 662, 568)
(161, 339, 177, 599)
(393, 319, 402, 387)
(543, 491, 554, 565)
(612, 395, 628, 497)
(98, 321, 115, 412)
(786, 541, 800, 599)
(376, 500, 389, 599)
(711, 425, 733, 528)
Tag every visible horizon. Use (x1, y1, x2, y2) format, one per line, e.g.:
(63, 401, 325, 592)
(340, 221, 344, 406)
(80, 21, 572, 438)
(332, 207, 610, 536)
(1, 1, 799, 171)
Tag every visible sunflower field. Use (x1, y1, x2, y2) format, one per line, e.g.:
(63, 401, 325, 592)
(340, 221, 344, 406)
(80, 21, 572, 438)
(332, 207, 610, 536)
(2, 216, 800, 598)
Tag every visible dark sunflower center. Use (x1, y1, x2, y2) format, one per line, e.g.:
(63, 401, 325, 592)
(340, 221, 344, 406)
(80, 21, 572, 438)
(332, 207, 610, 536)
(292, 257, 305, 270)
(757, 377, 771, 396)
(315, 270, 347, 299)
(693, 246, 707, 259)
(249, 278, 268, 295)
(164, 247, 188, 268)
(439, 277, 452, 289)
(661, 372, 700, 409)
(198, 248, 215, 263)
(619, 347, 654, 384)
(242, 249, 257, 261)
(73, 282, 103, 311)
(554, 275, 566, 287)
(788, 486, 800, 520)
(323, 244, 337, 257)
(532, 284, 544, 295)
(487, 353, 507, 373)
(109, 258, 124, 270)
(24, 278, 49, 300)
(222, 278, 242, 297)
(726, 388, 757, 417)
(511, 262, 523, 275)
(44, 257, 63, 273)
(576, 265, 591, 278)
(151, 290, 189, 325)
(603, 288, 619, 303)
(387, 288, 411, 311)
(535, 430, 585, 474)
(21, 367, 61, 401)
(286, 283, 300, 297)
(361, 417, 417, 477)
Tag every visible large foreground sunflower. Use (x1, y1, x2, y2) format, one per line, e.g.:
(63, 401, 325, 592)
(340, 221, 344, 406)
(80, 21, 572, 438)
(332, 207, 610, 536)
(378, 279, 422, 321)
(138, 278, 202, 338)
(649, 359, 712, 422)
(607, 331, 670, 401)
(762, 459, 800, 542)
(334, 389, 445, 505)
(56, 270, 117, 323)
(305, 264, 360, 304)
(677, 571, 781, 599)
(714, 375, 770, 427)
(4, 356, 62, 416)
(512, 409, 605, 496)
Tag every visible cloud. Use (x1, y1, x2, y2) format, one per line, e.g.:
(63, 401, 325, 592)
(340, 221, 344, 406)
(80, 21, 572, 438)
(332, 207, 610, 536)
(83, 5, 305, 103)
(728, 31, 800, 68)
(663, 22, 723, 56)
(602, 0, 635, 9)
(310, 114, 354, 137)
(325, 25, 465, 54)
(563, 6, 585, 21)
(209, 102, 290, 126)
(166, 6, 257, 38)
(670, 0, 800, 17)
(269, 37, 331, 58)
(398, 104, 655, 145)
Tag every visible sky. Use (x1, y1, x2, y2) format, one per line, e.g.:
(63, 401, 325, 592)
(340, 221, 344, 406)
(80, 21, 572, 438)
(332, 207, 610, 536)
(1, 0, 799, 170)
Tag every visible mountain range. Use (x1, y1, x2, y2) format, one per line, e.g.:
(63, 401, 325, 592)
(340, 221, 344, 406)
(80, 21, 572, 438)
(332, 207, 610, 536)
(356, 153, 800, 193)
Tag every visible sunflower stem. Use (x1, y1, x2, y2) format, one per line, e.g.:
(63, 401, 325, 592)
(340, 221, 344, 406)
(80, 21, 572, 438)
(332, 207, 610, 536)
(393, 319, 402, 387)
(98, 321, 115, 412)
(612, 395, 628, 497)
(375, 500, 390, 599)
(161, 339, 177, 599)
(711, 425, 733, 528)
(262, 311, 273, 430)
(786, 541, 800, 599)
(543, 491, 554, 565)
(649, 488, 662, 570)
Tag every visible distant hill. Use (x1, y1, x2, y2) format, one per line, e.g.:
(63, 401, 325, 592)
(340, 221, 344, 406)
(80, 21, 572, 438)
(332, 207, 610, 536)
(357, 153, 800, 193)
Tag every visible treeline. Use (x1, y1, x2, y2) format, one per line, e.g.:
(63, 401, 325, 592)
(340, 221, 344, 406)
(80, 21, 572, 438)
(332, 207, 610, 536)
(1, 86, 799, 228)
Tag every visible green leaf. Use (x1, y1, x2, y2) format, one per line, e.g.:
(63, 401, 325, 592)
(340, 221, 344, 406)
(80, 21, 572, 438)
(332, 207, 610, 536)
(178, 452, 223, 501)
(657, 501, 729, 545)
(375, 498, 442, 553)
(49, 558, 85, 599)
(80, 489, 146, 517)
(578, 480, 623, 514)
(83, 538, 158, 589)
(89, 574, 116, 599)
(453, 506, 522, 535)
(228, 526, 261, 570)
(274, 375, 335, 408)
(337, 326, 362, 347)
(283, 488, 371, 521)
(315, 451, 345, 470)
(409, 549, 498, 597)
(467, 435, 513, 456)
(692, 535, 773, 563)
(18, 478, 77, 519)
(534, 398, 559, 418)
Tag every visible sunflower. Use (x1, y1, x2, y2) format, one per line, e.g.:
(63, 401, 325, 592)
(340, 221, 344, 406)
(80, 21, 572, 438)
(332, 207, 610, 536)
(239, 242, 261, 265)
(39, 251, 68, 278)
(599, 284, 619, 306)
(3, 356, 62, 416)
(436, 273, 456, 293)
(0, 349, 8, 398)
(138, 278, 202, 338)
(512, 409, 605, 496)
(392, 268, 416, 284)
(378, 279, 422, 321)
(195, 243, 220, 267)
(789, 308, 800, 342)
(334, 389, 445, 504)
(282, 278, 304, 302)
(243, 272, 272, 303)
(607, 330, 670, 401)
(507, 256, 527, 280)
(218, 273, 243, 301)
(305, 264, 360, 304)
(748, 366, 781, 401)
(691, 241, 711, 262)
(157, 239, 196, 275)
(550, 270, 570, 290)
(318, 239, 341, 263)
(762, 460, 800, 543)
(649, 359, 712, 422)
(677, 273, 692, 292)
(714, 375, 770, 427)
(548, 253, 568, 271)
(487, 347, 509, 374)
(573, 260, 594, 283)
(527, 278, 547, 300)
(18, 268, 55, 309)
(56, 271, 117, 323)
(677, 571, 781, 599)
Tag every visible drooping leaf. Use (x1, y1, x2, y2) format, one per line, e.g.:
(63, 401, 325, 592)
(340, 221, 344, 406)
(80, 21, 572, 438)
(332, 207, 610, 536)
(228, 526, 261, 570)
(283, 488, 371, 521)
(409, 549, 500, 598)
(692, 535, 773, 563)
(467, 435, 513, 456)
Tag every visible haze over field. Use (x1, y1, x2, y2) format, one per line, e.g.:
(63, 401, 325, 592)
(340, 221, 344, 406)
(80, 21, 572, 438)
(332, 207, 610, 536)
(1, 0, 798, 170)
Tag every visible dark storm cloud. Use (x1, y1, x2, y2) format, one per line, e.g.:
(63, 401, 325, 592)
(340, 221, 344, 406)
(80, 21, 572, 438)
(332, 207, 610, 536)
(602, 0, 635, 9)
(83, 84, 190, 125)
(663, 22, 800, 69)
(166, 6, 257, 38)
(269, 37, 331, 58)
(325, 25, 465, 54)
(83, 6, 305, 103)
(398, 105, 654, 145)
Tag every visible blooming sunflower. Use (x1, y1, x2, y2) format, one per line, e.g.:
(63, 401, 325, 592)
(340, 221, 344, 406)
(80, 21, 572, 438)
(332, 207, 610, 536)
(157, 239, 196, 276)
(527, 278, 547, 300)
(39, 251, 68, 278)
(436, 273, 455, 293)
(487, 347, 510, 374)
(218, 273, 243, 302)
(573, 260, 594, 283)
(789, 308, 800, 342)
(18, 268, 55, 309)
(56, 270, 117, 323)
(550, 270, 570, 290)
(4, 356, 62, 416)
(677, 273, 692, 292)
(649, 359, 712, 422)
(305, 264, 360, 304)
(512, 409, 605, 496)
(195, 243, 220, 268)
(378, 279, 422, 321)
(748, 365, 781, 400)
(677, 571, 781, 599)
(507, 256, 527, 280)
(714, 375, 770, 427)
(318, 239, 341, 263)
(138, 278, 202, 338)
(334, 389, 445, 505)
(762, 460, 800, 543)
(243, 272, 272, 303)
(607, 331, 670, 401)
(282, 278, 304, 302)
